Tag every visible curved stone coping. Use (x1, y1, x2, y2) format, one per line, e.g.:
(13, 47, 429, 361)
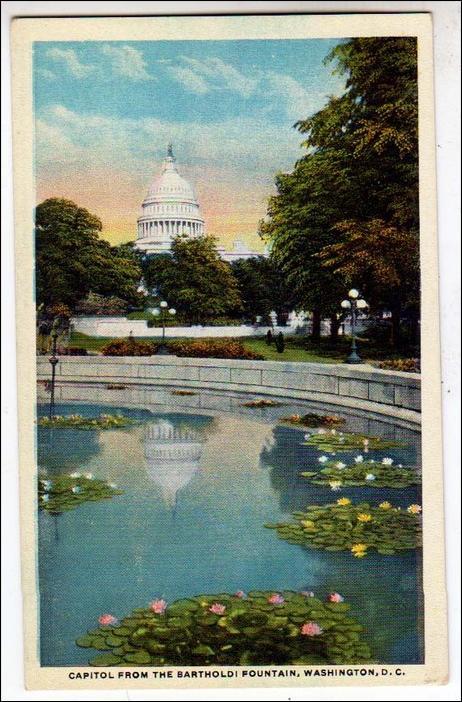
(36, 355, 421, 426)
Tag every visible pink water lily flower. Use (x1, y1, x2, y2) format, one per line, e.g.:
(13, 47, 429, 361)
(268, 593, 285, 605)
(234, 590, 246, 599)
(98, 614, 118, 626)
(327, 592, 344, 603)
(301, 621, 323, 636)
(150, 599, 168, 614)
(209, 603, 226, 615)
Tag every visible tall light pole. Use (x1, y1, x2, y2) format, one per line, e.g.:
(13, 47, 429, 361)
(48, 319, 60, 418)
(150, 301, 176, 355)
(341, 289, 368, 364)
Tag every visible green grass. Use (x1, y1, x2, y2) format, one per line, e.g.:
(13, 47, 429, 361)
(66, 331, 417, 365)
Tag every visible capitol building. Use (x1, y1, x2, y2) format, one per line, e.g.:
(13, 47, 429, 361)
(134, 145, 263, 261)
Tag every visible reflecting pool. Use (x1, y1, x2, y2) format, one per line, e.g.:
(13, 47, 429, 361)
(37, 401, 423, 666)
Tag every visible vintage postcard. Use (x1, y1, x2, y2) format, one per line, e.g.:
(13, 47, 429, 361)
(11, 12, 447, 690)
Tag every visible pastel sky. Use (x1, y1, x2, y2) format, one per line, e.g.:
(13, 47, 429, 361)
(34, 39, 345, 249)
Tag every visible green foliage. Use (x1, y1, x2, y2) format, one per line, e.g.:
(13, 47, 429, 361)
(280, 413, 345, 427)
(301, 459, 421, 488)
(377, 358, 420, 373)
(275, 332, 285, 353)
(302, 430, 404, 452)
(261, 38, 419, 344)
(230, 257, 293, 321)
(38, 474, 123, 514)
(241, 399, 285, 408)
(37, 414, 137, 430)
(142, 235, 242, 324)
(75, 292, 129, 316)
(266, 501, 422, 555)
(35, 199, 142, 310)
(76, 591, 372, 666)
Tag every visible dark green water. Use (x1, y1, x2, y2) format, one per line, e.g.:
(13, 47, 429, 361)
(37, 402, 423, 666)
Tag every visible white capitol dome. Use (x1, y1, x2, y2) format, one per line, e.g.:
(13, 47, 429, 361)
(135, 145, 205, 254)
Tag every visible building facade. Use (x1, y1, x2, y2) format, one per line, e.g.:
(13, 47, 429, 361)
(135, 146, 264, 260)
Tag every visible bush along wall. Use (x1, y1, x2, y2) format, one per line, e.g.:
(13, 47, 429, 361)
(76, 590, 372, 666)
(101, 338, 264, 360)
(265, 500, 422, 556)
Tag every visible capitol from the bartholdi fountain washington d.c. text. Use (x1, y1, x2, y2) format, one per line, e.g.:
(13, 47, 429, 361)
(134, 145, 263, 262)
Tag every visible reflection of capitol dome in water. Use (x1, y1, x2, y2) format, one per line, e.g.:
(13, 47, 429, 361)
(143, 421, 204, 508)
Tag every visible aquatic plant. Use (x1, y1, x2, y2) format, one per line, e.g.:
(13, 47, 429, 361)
(106, 384, 128, 390)
(265, 501, 422, 556)
(75, 590, 371, 666)
(281, 414, 345, 427)
(302, 429, 403, 452)
(37, 414, 137, 430)
(241, 399, 285, 408)
(171, 390, 198, 396)
(38, 474, 123, 514)
(300, 458, 420, 488)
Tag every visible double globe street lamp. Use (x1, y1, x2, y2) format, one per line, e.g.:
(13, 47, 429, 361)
(150, 300, 176, 355)
(341, 289, 368, 364)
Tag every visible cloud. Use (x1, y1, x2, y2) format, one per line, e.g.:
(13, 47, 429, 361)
(166, 56, 258, 98)
(100, 45, 153, 81)
(46, 48, 94, 78)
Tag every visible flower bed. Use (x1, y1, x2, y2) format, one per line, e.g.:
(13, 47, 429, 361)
(377, 358, 420, 373)
(281, 414, 345, 427)
(37, 414, 137, 430)
(302, 429, 403, 452)
(75, 590, 371, 666)
(101, 338, 264, 360)
(38, 474, 123, 514)
(265, 501, 422, 556)
(241, 399, 285, 408)
(301, 457, 420, 489)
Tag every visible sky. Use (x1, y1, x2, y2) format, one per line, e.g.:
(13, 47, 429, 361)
(34, 39, 345, 250)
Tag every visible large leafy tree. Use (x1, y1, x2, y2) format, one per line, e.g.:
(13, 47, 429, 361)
(230, 256, 294, 322)
(261, 37, 419, 345)
(35, 198, 142, 310)
(142, 234, 242, 324)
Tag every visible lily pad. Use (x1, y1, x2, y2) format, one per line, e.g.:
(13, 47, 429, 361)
(302, 430, 404, 452)
(38, 474, 123, 514)
(301, 459, 420, 489)
(38, 413, 138, 430)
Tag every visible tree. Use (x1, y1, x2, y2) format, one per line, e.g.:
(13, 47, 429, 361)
(260, 37, 419, 346)
(35, 198, 142, 311)
(141, 235, 242, 324)
(230, 256, 293, 322)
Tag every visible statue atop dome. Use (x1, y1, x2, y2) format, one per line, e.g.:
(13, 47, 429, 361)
(167, 143, 174, 159)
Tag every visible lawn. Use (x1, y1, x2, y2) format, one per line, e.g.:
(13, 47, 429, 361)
(66, 331, 366, 364)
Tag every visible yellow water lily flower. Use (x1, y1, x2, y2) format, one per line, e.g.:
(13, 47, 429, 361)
(353, 550, 367, 558)
(407, 504, 422, 514)
(357, 513, 372, 522)
(337, 497, 351, 506)
(351, 543, 367, 553)
(379, 501, 392, 510)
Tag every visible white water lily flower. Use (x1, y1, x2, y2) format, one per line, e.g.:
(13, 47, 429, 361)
(336, 462, 346, 469)
(72, 486, 82, 494)
(41, 494, 50, 502)
(317, 428, 327, 435)
(329, 481, 342, 491)
(365, 473, 376, 481)
(109, 483, 117, 489)
(398, 464, 403, 468)
(69, 472, 81, 478)
(318, 456, 328, 463)
(330, 429, 337, 435)
(354, 455, 364, 464)
(84, 473, 94, 480)
(304, 433, 311, 441)
(382, 458, 393, 466)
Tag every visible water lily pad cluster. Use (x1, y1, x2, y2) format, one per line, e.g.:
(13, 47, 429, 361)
(242, 399, 285, 408)
(302, 430, 403, 452)
(76, 591, 371, 666)
(301, 459, 421, 489)
(281, 414, 345, 427)
(265, 501, 422, 556)
(37, 414, 137, 430)
(38, 474, 123, 514)
(171, 390, 198, 396)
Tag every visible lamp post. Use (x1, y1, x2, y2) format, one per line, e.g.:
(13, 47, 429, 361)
(150, 301, 176, 355)
(48, 319, 60, 418)
(341, 289, 368, 364)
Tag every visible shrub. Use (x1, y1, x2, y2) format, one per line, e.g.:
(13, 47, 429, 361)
(60, 346, 88, 356)
(101, 339, 156, 356)
(275, 332, 285, 353)
(75, 590, 371, 666)
(169, 339, 263, 361)
(377, 358, 420, 373)
(76, 292, 128, 316)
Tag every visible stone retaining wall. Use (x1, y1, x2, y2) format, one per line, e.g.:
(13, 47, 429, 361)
(36, 356, 421, 425)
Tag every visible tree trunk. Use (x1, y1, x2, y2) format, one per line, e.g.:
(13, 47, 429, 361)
(311, 308, 321, 342)
(329, 314, 340, 344)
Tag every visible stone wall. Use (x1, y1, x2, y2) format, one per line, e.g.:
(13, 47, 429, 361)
(36, 356, 421, 425)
